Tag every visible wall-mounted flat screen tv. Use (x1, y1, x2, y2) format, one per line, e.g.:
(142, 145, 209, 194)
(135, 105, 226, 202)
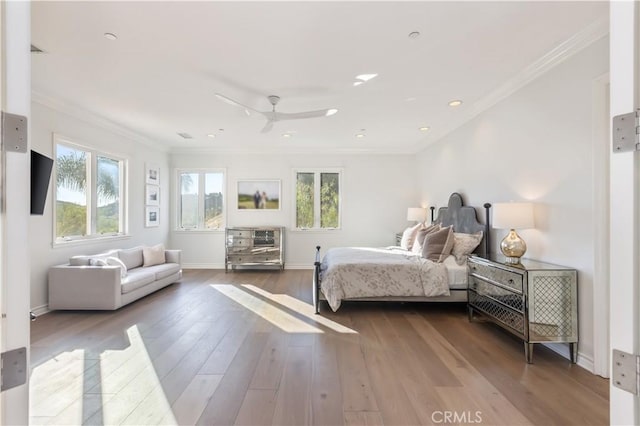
(31, 150, 53, 215)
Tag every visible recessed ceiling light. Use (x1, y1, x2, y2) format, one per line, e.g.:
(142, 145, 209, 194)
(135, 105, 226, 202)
(356, 133, 366, 138)
(103, 32, 118, 41)
(282, 133, 292, 138)
(207, 134, 216, 138)
(419, 126, 430, 132)
(408, 31, 421, 39)
(406, 97, 417, 102)
(326, 109, 338, 116)
(448, 100, 463, 107)
(356, 73, 378, 82)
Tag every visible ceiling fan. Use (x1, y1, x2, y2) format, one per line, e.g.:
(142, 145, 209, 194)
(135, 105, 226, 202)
(215, 93, 338, 133)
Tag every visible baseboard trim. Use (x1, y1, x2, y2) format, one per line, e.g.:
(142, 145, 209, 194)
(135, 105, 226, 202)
(182, 263, 313, 270)
(31, 304, 51, 318)
(182, 263, 224, 269)
(544, 342, 594, 373)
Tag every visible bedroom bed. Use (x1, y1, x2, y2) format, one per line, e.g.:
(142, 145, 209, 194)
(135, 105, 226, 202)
(312, 193, 491, 313)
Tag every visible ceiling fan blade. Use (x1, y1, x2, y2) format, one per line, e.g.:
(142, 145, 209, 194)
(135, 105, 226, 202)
(260, 120, 275, 133)
(274, 108, 338, 121)
(214, 93, 259, 115)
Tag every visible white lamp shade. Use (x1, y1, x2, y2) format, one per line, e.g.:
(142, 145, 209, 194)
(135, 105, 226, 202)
(407, 207, 427, 222)
(492, 202, 534, 229)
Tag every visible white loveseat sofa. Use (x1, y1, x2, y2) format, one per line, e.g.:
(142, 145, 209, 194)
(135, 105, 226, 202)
(48, 245, 182, 310)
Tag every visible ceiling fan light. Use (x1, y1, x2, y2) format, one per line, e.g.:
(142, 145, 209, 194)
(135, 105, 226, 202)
(326, 109, 338, 116)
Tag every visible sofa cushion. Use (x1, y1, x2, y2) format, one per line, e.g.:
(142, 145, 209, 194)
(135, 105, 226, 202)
(121, 269, 155, 294)
(118, 247, 144, 270)
(143, 263, 181, 281)
(69, 250, 118, 266)
(143, 244, 165, 267)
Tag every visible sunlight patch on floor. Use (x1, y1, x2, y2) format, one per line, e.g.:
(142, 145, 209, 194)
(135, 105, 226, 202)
(241, 284, 358, 334)
(29, 326, 180, 425)
(211, 284, 323, 333)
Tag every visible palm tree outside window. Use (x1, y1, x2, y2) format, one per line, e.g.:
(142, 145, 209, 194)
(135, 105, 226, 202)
(54, 137, 126, 242)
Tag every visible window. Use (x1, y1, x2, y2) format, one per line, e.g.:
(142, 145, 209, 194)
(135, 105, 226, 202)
(54, 137, 126, 242)
(177, 170, 225, 230)
(295, 170, 341, 229)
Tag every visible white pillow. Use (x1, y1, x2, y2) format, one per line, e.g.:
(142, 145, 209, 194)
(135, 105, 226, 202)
(400, 223, 423, 251)
(143, 244, 166, 267)
(89, 258, 108, 266)
(451, 231, 483, 264)
(106, 256, 128, 279)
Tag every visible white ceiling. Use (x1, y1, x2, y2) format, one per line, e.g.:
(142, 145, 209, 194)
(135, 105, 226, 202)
(31, 1, 608, 154)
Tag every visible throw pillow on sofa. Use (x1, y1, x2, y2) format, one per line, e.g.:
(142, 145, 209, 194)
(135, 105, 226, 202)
(143, 244, 166, 267)
(106, 256, 127, 279)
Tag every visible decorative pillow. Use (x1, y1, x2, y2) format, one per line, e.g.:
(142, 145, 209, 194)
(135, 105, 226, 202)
(118, 247, 144, 270)
(89, 258, 108, 266)
(451, 231, 483, 265)
(422, 226, 454, 263)
(411, 224, 441, 254)
(143, 244, 166, 267)
(400, 223, 423, 251)
(106, 256, 128, 279)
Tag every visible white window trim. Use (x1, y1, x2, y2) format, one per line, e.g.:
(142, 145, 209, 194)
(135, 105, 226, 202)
(291, 168, 343, 231)
(52, 134, 129, 246)
(174, 168, 226, 231)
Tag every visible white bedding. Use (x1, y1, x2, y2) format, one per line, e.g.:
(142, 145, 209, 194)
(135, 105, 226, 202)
(319, 247, 451, 311)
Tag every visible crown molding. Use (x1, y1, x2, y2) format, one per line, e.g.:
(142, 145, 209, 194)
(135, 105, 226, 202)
(169, 145, 416, 156)
(31, 90, 170, 153)
(412, 16, 609, 154)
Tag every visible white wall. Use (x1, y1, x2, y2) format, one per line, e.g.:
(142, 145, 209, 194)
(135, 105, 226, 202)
(29, 102, 171, 313)
(415, 36, 608, 368)
(170, 152, 418, 268)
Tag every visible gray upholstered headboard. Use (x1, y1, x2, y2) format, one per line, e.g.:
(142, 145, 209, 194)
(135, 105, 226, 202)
(432, 193, 491, 258)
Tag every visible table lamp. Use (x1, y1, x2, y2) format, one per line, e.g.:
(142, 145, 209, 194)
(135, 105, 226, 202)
(407, 207, 427, 225)
(492, 202, 534, 264)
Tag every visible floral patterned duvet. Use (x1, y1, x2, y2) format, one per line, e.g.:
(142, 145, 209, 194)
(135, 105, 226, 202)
(319, 247, 450, 311)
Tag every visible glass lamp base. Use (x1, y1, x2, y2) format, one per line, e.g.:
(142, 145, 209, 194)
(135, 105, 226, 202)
(500, 229, 527, 264)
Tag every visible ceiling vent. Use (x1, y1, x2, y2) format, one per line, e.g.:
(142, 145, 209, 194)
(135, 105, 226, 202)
(177, 132, 193, 139)
(30, 44, 44, 53)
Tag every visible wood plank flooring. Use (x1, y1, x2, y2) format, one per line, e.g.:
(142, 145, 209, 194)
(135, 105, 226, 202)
(30, 269, 609, 425)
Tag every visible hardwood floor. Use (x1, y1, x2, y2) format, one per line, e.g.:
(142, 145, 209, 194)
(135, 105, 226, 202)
(30, 269, 609, 425)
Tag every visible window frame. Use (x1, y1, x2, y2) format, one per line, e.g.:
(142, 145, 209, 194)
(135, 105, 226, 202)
(174, 168, 226, 232)
(52, 134, 128, 246)
(292, 168, 343, 231)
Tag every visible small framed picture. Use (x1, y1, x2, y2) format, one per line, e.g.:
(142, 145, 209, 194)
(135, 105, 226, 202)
(145, 163, 160, 185)
(145, 206, 159, 227)
(146, 185, 159, 206)
(237, 180, 281, 210)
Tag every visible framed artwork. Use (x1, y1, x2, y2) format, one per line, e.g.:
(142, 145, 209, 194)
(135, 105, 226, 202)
(237, 180, 281, 210)
(145, 163, 160, 185)
(145, 184, 159, 206)
(145, 206, 159, 227)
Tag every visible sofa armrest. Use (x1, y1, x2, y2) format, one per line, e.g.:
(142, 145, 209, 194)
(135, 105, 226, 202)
(48, 265, 122, 310)
(165, 249, 182, 265)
